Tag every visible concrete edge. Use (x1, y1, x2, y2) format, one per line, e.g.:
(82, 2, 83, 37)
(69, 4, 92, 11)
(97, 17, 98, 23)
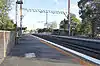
(31, 35, 100, 65)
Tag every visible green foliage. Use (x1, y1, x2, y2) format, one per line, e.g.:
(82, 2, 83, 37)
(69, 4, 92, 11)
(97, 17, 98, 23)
(78, 0, 100, 37)
(6, 20, 15, 29)
(59, 13, 81, 35)
(59, 19, 68, 30)
(37, 28, 53, 33)
(48, 21, 57, 29)
(0, 0, 15, 30)
(75, 22, 91, 35)
(71, 16, 80, 24)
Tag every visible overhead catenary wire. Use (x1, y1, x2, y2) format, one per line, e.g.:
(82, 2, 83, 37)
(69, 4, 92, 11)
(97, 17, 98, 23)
(22, 8, 67, 28)
(22, 8, 67, 14)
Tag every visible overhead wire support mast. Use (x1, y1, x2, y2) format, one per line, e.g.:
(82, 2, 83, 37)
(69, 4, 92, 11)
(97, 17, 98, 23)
(20, 0, 23, 36)
(15, 1, 18, 30)
(46, 11, 48, 28)
(15, 1, 18, 34)
(22, 8, 67, 29)
(68, 0, 71, 36)
(22, 8, 67, 15)
(15, 0, 18, 44)
(16, 0, 23, 36)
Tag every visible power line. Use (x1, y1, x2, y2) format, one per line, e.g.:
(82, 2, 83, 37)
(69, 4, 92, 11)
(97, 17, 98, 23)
(22, 8, 67, 14)
(22, 8, 67, 28)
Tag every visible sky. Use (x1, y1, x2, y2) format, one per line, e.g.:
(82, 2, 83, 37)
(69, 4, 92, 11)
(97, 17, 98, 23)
(9, 0, 81, 30)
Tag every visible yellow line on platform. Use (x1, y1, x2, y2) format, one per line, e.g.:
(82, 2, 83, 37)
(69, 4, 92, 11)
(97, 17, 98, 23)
(0, 58, 5, 65)
(40, 40, 96, 66)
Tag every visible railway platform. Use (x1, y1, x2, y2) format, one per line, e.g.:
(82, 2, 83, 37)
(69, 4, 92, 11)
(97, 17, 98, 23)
(0, 34, 90, 66)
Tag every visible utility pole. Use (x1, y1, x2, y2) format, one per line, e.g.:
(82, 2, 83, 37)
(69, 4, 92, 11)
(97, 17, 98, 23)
(68, 0, 71, 36)
(15, 0, 18, 44)
(46, 12, 48, 28)
(20, 0, 23, 36)
(16, 0, 23, 36)
(16, 0, 18, 37)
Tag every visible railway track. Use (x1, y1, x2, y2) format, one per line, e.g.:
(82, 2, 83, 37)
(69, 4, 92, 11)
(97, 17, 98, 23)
(33, 34, 100, 60)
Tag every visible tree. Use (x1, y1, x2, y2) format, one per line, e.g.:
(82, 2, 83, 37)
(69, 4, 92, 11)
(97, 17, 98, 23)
(6, 20, 15, 29)
(0, 0, 14, 30)
(78, 0, 100, 37)
(38, 29, 43, 33)
(48, 21, 57, 29)
(59, 19, 68, 31)
(71, 15, 80, 24)
(59, 13, 80, 35)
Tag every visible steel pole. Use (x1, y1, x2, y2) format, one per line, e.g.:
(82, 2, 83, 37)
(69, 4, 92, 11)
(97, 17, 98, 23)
(20, 0, 23, 36)
(15, 1, 18, 44)
(46, 12, 48, 28)
(16, 0, 18, 34)
(68, 0, 71, 36)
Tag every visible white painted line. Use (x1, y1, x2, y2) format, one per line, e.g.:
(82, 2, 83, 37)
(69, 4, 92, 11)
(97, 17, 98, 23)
(32, 35, 100, 65)
(25, 53, 36, 58)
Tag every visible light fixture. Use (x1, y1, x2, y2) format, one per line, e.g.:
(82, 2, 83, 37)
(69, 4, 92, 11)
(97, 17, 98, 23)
(16, 0, 23, 4)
